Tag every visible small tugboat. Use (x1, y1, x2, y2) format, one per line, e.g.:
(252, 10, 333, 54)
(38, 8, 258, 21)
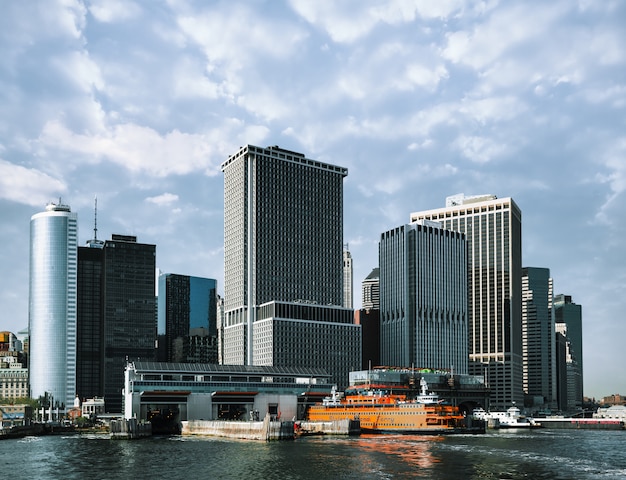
(473, 405, 541, 429)
(307, 377, 484, 434)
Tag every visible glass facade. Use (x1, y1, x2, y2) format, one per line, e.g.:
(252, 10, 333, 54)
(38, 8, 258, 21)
(76, 245, 105, 402)
(102, 235, 156, 413)
(157, 273, 218, 363)
(521, 267, 556, 407)
(29, 202, 78, 410)
(379, 222, 469, 374)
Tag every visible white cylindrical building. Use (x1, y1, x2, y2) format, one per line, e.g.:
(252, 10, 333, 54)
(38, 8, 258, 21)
(29, 201, 78, 411)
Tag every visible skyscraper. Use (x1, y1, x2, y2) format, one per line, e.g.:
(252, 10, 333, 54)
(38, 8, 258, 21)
(554, 294, 583, 411)
(157, 273, 218, 363)
(362, 268, 380, 311)
(521, 267, 556, 408)
(343, 246, 353, 309)
(29, 201, 78, 410)
(221, 145, 360, 387)
(379, 220, 468, 374)
(76, 243, 104, 402)
(102, 234, 156, 413)
(411, 194, 523, 410)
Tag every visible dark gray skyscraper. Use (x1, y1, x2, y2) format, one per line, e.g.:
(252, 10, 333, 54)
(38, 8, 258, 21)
(77, 233, 156, 413)
(102, 234, 156, 413)
(221, 145, 360, 387)
(521, 267, 556, 408)
(379, 220, 468, 374)
(554, 294, 583, 411)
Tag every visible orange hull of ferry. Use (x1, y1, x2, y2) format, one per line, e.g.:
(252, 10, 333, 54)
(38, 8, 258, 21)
(307, 392, 481, 434)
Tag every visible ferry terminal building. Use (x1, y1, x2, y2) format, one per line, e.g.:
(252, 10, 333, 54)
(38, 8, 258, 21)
(123, 362, 490, 425)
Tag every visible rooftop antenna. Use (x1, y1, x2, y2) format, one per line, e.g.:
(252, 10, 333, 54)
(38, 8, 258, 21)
(87, 195, 104, 248)
(93, 195, 99, 241)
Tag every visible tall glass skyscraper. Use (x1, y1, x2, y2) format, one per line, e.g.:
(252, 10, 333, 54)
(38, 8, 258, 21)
(411, 194, 523, 410)
(554, 294, 583, 410)
(29, 201, 78, 410)
(157, 273, 218, 363)
(379, 220, 468, 374)
(521, 267, 556, 408)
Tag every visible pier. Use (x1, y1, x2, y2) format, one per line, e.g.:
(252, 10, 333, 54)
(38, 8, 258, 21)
(182, 416, 359, 440)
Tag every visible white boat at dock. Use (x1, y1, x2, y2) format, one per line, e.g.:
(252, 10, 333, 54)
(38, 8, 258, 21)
(472, 406, 541, 429)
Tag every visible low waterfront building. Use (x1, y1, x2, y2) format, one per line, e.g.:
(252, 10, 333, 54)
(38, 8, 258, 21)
(0, 358, 29, 400)
(123, 361, 334, 425)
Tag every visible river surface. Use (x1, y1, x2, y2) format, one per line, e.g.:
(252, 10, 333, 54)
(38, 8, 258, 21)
(1, 428, 624, 479)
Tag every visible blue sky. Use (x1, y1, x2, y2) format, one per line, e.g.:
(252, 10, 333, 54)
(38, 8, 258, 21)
(1, 0, 624, 399)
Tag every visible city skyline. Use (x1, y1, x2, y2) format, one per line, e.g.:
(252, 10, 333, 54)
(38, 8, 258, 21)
(0, 1, 624, 399)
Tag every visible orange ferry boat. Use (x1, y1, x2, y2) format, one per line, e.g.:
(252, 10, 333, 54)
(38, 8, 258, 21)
(307, 377, 484, 434)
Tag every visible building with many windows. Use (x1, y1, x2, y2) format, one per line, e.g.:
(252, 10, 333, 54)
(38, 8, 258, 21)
(362, 268, 380, 311)
(343, 246, 353, 309)
(157, 273, 218, 363)
(76, 242, 105, 403)
(379, 220, 468, 374)
(411, 194, 523, 410)
(102, 235, 156, 413)
(521, 267, 556, 408)
(554, 294, 583, 411)
(29, 201, 78, 410)
(221, 145, 359, 387)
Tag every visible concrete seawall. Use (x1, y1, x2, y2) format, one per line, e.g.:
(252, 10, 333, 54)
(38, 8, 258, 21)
(182, 417, 360, 440)
(182, 416, 295, 441)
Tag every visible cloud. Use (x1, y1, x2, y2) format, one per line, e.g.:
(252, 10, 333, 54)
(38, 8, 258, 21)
(0, 159, 67, 206)
(453, 135, 508, 164)
(38, 120, 224, 177)
(145, 192, 179, 206)
(288, 0, 465, 44)
(88, 0, 142, 23)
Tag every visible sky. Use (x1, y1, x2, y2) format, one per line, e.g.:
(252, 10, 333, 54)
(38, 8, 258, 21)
(0, 0, 624, 400)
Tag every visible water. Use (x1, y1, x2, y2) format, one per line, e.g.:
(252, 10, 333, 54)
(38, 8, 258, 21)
(2, 429, 624, 479)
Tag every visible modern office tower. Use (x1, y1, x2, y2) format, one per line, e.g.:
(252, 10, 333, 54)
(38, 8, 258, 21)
(157, 273, 218, 363)
(76, 244, 104, 402)
(102, 235, 156, 413)
(521, 267, 556, 408)
(221, 145, 360, 387)
(555, 325, 569, 412)
(379, 220, 468, 374)
(29, 201, 78, 411)
(554, 294, 583, 411)
(358, 267, 381, 369)
(411, 194, 523, 410)
(362, 268, 380, 311)
(343, 246, 353, 309)
(216, 295, 224, 364)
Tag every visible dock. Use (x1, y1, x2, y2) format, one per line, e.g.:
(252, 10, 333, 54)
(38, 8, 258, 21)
(537, 418, 624, 430)
(182, 416, 359, 440)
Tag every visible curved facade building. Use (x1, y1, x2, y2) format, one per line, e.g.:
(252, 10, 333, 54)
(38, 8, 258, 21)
(29, 202, 78, 410)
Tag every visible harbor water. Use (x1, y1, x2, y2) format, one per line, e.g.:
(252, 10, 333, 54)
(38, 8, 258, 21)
(1, 428, 624, 479)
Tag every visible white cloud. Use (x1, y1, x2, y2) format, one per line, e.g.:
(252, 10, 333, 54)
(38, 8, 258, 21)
(0, 159, 67, 206)
(88, 0, 142, 23)
(454, 135, 507, 164)
(146, 192, 179, 206)
(38, 120, 223, 177)
(51, 50, 105, 94)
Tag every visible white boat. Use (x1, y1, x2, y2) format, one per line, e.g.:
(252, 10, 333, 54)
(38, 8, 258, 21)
(472, 406, 541, 429)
